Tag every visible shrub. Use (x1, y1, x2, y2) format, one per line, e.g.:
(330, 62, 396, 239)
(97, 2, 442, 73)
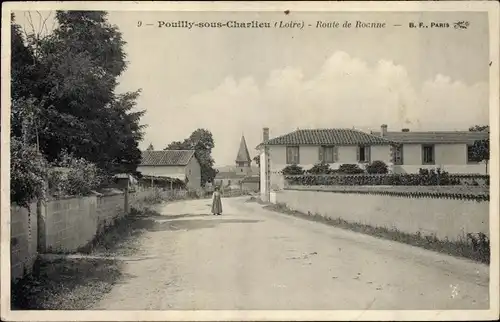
(48, 151, 104, 197)
(366, 161, 388, 174)
(307, 162, 331, 174)
(10, 137, 48, 208)
(338, 164, 365, 174)
(281, 164, 305, 175)
(283, 169, 463, 187)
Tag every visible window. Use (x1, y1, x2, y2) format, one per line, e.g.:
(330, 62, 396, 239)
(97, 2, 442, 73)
(319, 146, 336, 163)
(393, 145, 403, 165)
(422, 145, 435, 164)
(467, 145, 477, 163)
(286, 146, 300, 164)
(357, 145, 371, 163)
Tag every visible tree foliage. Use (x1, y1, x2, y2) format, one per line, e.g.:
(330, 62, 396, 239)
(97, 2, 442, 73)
(48, 150, 105, 197)
(165, 129, 218, 186)
(253, 155, 260, 167)
(10, 137, 48, 208)
(469, 125, 489, 173)
(11, 11, 145, 176)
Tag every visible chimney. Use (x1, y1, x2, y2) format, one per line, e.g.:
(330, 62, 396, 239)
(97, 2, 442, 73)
(263, 127, 269, 141)
(402, 128, 410, 132)
(380, 124, 388, 137)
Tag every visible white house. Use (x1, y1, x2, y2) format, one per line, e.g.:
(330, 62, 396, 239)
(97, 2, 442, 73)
(257, 126, 488, 200)
(371, 125, 489, 175)
(137, 150, 201, 189)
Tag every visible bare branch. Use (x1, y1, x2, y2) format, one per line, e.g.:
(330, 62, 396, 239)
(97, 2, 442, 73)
(36, 11, 43, 37)
(27, 12, 36, 36)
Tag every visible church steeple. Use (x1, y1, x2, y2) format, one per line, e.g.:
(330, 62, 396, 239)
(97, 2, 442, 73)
(235, 135, 252, 167)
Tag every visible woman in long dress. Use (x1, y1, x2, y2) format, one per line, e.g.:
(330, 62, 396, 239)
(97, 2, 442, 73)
(211, 186, 223, 216)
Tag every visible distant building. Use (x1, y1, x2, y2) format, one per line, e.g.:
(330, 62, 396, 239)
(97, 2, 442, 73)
(214, 135, 260, 190)
(137, 149, 201, 189)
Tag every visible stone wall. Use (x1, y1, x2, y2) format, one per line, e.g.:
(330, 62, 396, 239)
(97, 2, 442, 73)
(275, 187, 489, 242)
(37, 192, 125, 253)
(10, 203, 38, 282)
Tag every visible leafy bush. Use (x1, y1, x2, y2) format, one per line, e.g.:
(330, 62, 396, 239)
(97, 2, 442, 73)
(284, 168, 462, 187)
(337, 164, 365, 174)
(48, 151, 104, 197)
(281, 164, 305, 175)
(366, 161, 388, 174)
(307, 162, 331, 174)
(11, 137, 48, 207)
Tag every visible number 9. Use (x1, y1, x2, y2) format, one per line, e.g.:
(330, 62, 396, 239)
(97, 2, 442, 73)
(137, 21, 142, 27)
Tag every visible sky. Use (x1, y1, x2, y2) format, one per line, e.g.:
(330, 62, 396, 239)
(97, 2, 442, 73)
(14, 10, 490, 166)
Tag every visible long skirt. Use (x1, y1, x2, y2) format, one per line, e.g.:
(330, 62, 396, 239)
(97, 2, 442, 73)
(211, 194, 223, 214)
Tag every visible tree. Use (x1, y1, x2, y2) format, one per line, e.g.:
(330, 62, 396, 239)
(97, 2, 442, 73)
(469, 125, 489, 174)
(11, 11, 145, 175)
(147, 143, 154, 151)
(165, 129, 217, 187)
(253, 155, 260, 167)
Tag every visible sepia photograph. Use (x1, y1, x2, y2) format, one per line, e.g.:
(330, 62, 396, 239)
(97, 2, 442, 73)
(1, 1, 499, 321)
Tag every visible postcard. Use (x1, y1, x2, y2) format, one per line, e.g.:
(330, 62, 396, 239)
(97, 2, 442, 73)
(1, 1, 499, 321)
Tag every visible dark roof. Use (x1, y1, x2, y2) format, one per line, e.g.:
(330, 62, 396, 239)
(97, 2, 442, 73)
(235, 136, 252, 163)
(140, 150, 195, 166)
(260, 129, 394, 147)
(371, 131, 489, 144)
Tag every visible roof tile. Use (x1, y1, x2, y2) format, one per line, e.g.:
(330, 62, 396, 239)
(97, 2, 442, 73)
(371, 131, 489, 144)
(140, 150, 195, 166)
(263, 129, 394, 146)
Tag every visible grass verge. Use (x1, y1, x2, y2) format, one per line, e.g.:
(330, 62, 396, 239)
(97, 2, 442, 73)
(255, 199, 490, 265)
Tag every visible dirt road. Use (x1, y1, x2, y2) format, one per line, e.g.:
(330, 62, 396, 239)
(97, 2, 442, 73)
(93, 197, 489, 310)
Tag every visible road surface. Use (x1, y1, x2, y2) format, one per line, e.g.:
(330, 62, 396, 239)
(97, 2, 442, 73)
(93, 197, 489, 310)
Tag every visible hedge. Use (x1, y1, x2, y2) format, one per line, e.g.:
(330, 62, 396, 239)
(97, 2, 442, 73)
(283, 173, 488, 186)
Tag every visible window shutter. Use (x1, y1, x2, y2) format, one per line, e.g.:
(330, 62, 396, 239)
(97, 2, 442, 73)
(390, 145, 395, 163)
(333, 146, 338, 162)
(356, 146, 360, 162)
(365, 146, 371, 163)
(318, 146, 324, 163)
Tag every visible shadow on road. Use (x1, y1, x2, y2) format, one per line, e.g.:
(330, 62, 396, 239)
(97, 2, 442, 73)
(128, 216, 261, 232)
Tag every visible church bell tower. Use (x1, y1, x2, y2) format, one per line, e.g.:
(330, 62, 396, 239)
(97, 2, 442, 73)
(235, 135, 252, 175)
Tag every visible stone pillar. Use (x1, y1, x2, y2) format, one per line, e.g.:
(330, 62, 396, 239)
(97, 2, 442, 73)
(260, 127, 271, 202)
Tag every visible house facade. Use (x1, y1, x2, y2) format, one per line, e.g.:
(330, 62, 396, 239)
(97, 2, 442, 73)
(258, 127, 394, 172)
(371, 125, 489, 175)
(137, 149, 201, 189)
(257, 125, 488, 199)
